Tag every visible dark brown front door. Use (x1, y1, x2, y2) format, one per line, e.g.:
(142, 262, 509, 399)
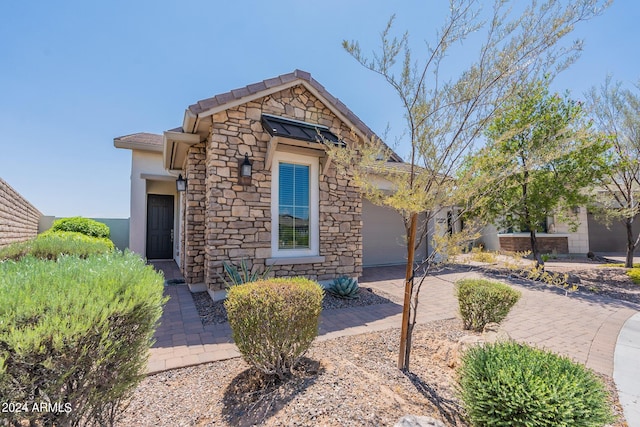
(146, 194, 174, 259)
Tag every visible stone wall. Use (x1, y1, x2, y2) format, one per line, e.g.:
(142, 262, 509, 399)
(0, 178, 42, 248)
(185, 85, 363, 291)
(181, 144, 206, 284)
(499, 235, 569, 254)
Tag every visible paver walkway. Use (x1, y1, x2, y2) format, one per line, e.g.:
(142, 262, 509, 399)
(148, 261, 640, 425)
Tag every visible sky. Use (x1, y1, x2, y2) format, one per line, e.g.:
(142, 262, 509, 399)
(0, 0, 638, 218)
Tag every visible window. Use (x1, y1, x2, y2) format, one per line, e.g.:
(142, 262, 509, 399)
(271, 152, 319, 257)
(278, 163, 310, 249)
(506, 218, 548, 233)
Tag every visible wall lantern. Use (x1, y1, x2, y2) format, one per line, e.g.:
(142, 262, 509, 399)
(176, 174, 187, 192)
(238, 153, 252, 186)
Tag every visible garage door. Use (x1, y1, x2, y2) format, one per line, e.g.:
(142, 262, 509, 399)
(362, 199, 410, 266)
(588, 212, 640, 253)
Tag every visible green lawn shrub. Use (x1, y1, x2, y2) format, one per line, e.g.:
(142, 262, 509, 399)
(225, 277, 324, 379)
(458, 341, 614, 427)
(0, 251, 166, 426)
(51, 216, 111, 239)
(0, 231, 114, 261)
(456, 279, 520, 331)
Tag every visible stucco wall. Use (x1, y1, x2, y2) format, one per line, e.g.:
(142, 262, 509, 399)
(552, 208, 589, 254)
(0, 178, 42, 248)
(128, 150, 180, 259)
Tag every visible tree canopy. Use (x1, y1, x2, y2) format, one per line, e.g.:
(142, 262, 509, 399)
(464, 79, 610, 264)
(586, 76, 640, 267)
(330, 0, 610, 370)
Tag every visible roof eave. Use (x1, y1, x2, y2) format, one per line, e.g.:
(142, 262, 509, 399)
(113, 138, 163, 153)
(163, 130, 202, 170)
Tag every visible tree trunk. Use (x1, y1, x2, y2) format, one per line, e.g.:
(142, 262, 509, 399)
(529, 229, 543, 268)
(626, 218, 635, 268)
(398, 212, 418, 371)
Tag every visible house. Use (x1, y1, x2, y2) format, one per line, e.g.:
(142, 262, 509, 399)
(478, 206, 640, 256)
(115, 70, 429, 298)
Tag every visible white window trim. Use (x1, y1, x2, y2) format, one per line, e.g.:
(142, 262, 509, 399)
(271, 151, 319, 258)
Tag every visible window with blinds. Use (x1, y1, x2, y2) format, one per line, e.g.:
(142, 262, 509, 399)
(278, 162, 310, 249)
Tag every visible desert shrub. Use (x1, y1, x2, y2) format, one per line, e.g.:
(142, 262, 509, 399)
(327, 276, 359, 299)
(456, 279, 520, 331)
(458, 341, 614, 427)
(0, 251, 166, 426)
(225, 277, 324, 378)
(0, 231, 114, 261)
(600, 262, 640, 268)
(468, 247, 497, 263)
(217, 258, 273, 288)
(51, 216, 110, 239)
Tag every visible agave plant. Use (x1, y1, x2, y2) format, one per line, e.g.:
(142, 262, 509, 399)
(217, 258, 273, 288)
(327, 276, 360, 299)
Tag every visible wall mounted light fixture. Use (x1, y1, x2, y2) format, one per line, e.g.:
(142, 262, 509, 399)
(176, 174, 187, 192)
(238, 153, 252, 186)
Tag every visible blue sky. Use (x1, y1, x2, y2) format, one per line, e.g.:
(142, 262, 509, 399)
(0, 0, 637, 218)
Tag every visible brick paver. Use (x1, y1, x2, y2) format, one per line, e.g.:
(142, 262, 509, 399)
(148, 262, 638, 379)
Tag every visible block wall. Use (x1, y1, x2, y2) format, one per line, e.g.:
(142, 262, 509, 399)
(0, 178, 42, 248)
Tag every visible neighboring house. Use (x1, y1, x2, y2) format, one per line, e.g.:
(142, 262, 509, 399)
(478, 204, 640, 256)
(115, 70, 427, 298)
(478, 208, 590, 255)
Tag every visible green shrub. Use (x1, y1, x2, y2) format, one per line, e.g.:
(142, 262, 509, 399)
(468, 247, 497, 263)
(458, 341, 614, 427)
(0, 251, 166, 426)
(627, 268, 640, 284)
(0, 231, 114, 261)
(456, 279, 520, 331)
(51, 216, 111, 238)
(327, 276, 360, 299)
(225, 277, 324, 378)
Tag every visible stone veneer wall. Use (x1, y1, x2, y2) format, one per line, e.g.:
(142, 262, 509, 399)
(499, 235, 569, 253)
(186, 85, 363, 291)
(181, 144, 206, 284)
(0, 178, 42, 248)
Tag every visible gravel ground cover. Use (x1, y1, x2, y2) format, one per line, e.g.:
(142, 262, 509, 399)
(118, 319, 626, 426)
(473, 256, 640, 305)
(117, 261, 631, 426)
(191, 287, 397, 326)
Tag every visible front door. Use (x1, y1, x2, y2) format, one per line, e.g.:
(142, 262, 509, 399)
(146, 194, 174, 259)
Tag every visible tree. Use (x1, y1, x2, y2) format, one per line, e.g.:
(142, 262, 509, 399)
(330, 0, 610, 371)
(465, 79, 610, 266)
(585, 76, 640, 268)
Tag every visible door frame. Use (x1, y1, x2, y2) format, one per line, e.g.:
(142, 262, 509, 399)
(146, 193, 175, 260)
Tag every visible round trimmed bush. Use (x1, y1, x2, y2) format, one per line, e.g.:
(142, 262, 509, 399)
(458, 341, 614, 426)
(225, 277, 324, 378)
(456, 279, 520, 331)
(51, 216, 110, 239)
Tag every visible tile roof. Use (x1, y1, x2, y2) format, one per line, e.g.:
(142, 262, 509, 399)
(113, 132, 164, 152)
(114, 132, 163, 147)
(188, 69, 403, 162)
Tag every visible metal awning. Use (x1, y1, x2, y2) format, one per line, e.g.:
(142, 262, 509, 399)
(261, 114, 344, 146)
